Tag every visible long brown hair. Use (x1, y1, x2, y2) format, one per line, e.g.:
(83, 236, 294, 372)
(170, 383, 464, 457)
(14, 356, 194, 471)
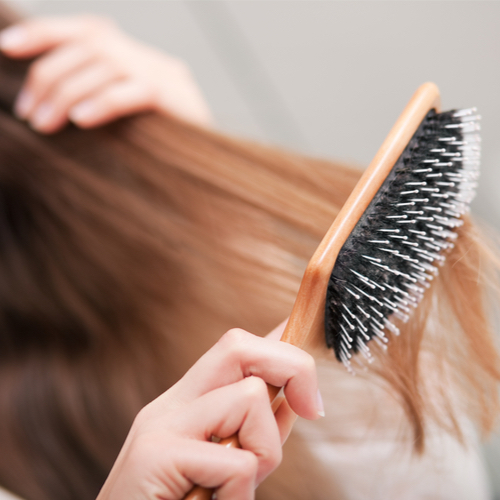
(0, 5, 498, 500)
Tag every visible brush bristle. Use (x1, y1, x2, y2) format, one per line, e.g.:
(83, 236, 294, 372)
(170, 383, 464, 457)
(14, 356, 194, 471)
(325, 108, 481, 371)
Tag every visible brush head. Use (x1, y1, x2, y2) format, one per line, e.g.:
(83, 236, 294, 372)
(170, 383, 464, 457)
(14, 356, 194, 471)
(325, 108, 481, 369)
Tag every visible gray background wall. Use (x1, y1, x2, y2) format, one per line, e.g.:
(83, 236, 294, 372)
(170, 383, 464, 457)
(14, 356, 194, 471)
(9, 0, 500, 496)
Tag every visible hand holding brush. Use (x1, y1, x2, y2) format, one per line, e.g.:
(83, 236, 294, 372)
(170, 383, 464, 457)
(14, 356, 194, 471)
(185, 82, 481, 499)
(96, 327, 322, 500)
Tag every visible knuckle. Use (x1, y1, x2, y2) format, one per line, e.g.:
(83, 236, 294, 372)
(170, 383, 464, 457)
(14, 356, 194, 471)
(93, 55, 122, 78)
(225, 327, 248, 343)
(218, 328, 250, 356)
(296, 350, 316, 377)
(28, 60, 52, 87)
(259, 441, 282, 473)
(242, 376, 267, 402)
(236, 450, 259, 478)
(53, 81, 80, 106)
(104, 89, 124, 109)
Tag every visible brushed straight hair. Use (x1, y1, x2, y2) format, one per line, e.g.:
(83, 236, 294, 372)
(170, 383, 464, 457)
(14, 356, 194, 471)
(0, 5, 498, 500)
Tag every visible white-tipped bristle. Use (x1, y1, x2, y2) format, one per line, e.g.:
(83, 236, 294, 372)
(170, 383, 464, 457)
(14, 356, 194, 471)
(325, 108, 481, 370)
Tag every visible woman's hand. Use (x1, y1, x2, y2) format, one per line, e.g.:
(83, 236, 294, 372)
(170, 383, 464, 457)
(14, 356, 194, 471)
(0, 15, 212, 133)
(97, 328, 324, 500)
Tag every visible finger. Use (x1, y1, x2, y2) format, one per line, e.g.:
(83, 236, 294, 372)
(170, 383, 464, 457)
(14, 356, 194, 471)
(29, 63, 122, 133)
(102, 439, 258, 500)
(0, 16, 114, 57)
(170, 377, 282, 483)
(174, 440, 259, 500)
(15, 42, 96, 120)
(168, 329, 321, 421)
(68, 79, 157, 128)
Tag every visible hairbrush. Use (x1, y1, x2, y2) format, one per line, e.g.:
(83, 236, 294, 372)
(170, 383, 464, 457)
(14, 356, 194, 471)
(185, 82, 480, 499)
(280, 82, 480, 369)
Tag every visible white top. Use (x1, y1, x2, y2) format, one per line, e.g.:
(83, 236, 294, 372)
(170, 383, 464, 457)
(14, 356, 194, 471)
(287, 358, 492, 499)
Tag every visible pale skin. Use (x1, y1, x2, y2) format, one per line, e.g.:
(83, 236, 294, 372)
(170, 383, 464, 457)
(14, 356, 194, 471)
(0, 15, 213, 132)
(0, 16, 324, 498)
(96, 327, 323, 500)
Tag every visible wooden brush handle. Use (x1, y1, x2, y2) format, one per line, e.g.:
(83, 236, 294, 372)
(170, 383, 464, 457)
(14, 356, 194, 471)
(183, 385, 281, 500)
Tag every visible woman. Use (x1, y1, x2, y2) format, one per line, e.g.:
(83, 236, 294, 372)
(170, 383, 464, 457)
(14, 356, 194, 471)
(0, 9, 499, 500)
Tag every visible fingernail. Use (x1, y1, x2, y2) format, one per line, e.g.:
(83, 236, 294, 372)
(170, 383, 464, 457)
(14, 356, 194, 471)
(31, 102, 55, 131)
(70, 100, 96, 123)
(14, 89, 33, 119)
(0, 26, 27, 50)
(316, 389, 325, 417)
